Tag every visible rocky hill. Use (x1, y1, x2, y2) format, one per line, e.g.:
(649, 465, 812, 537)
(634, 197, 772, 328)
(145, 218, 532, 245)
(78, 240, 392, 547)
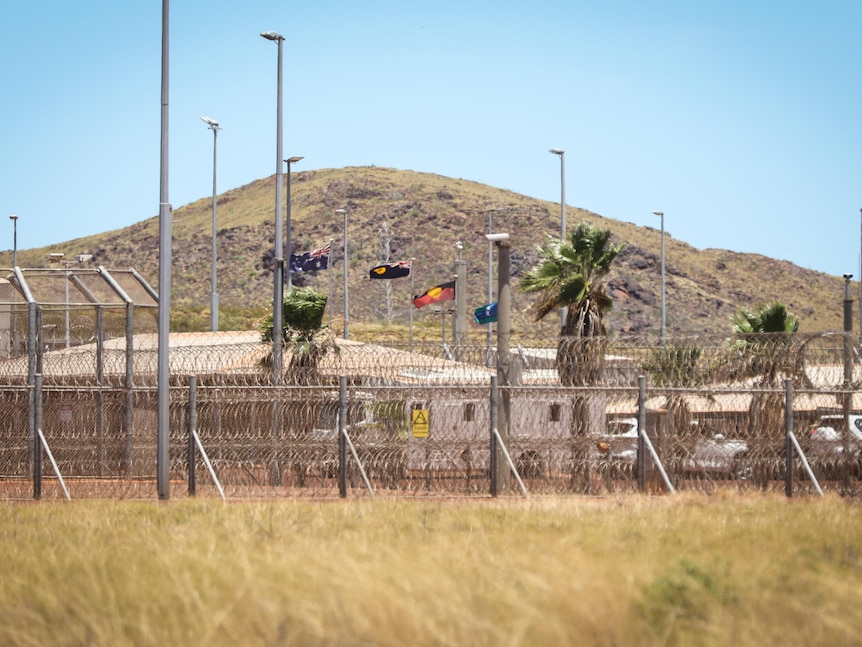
(7, 166, 849, 340)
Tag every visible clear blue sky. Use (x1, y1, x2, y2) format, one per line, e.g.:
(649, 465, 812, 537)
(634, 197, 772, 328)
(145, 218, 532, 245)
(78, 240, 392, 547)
(2, 1, 860, 277)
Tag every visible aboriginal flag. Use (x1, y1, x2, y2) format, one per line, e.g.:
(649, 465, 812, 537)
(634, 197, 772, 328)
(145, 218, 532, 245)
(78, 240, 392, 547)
(369, 260, 411, 280)
(413, 280, 455, 309)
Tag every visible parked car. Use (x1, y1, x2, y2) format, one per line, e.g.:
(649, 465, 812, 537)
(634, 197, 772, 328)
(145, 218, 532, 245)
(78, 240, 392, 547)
(679, 428, 751, 480)
(602, 417, 640, 461)
(602, 417, 750, 480)
(808, 415, 862, 471)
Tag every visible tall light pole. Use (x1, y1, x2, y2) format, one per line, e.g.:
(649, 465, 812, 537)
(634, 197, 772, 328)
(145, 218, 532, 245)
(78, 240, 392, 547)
(157, 0, 171, 500)
(844, 273, 854, 430)
(409, 256, 416, 352)
(337, 208, 348, 339)
(9, 215, 18, 355)
(549, 148, 566, 328)
(47, 253, 67, 346)
(63, 258, 72, 349)
(48, 252, 91, 349)
(200, 116, 220, 332)
(9, 215, 18, 267)
(486, 207, 505, 358)
(261, 30, 285, 378)
(284, 156, 303, 292)
(488, 210, 495, 353)
(652, 210, 666, 340)
(454, 241, 466, 349)
(328, 237, 335, 330)
(487, 231, 511, 493)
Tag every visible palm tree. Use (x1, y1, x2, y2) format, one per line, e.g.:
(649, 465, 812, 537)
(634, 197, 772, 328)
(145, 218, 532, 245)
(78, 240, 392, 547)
(519, 222, 624, 386)
(260, 287, 337, 385)
(641, 341, 702, 439)
(731, 301, 799, 488)
(520, 223, 623, 493)
(732, 300, 799, 335)
(731, 301, 799, 386)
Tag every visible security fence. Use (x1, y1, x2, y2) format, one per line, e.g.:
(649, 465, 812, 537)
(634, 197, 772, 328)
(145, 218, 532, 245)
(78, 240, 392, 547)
(1, 331, 861, 501)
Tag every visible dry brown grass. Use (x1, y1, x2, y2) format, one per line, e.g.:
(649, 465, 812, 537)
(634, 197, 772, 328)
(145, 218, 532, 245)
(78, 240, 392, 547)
(0, 492, 860, 646)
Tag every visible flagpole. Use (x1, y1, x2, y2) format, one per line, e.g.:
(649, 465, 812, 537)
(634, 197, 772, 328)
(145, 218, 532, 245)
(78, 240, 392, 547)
(337, 208, 348, 340)
(328, 237, 334, 330)
(409, 257, 415, 352)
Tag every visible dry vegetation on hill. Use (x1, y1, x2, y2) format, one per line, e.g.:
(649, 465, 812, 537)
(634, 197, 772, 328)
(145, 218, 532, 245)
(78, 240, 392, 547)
(4, 166, 850, 339)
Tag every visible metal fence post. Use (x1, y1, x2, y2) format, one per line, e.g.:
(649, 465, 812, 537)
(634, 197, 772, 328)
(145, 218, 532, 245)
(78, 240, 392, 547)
(188, 375, 197, 496)
(784, 378, 795, 497)
(637, 376, 646, 493)
(338, 376, 347, 498)
(490, 375, 498, 497)
(124, 302, 134, 478)
(33, 374, 42, 500)
(27, 302, 37, 476)
(96, 305, 106, 475)
(495, 236, 511, 493)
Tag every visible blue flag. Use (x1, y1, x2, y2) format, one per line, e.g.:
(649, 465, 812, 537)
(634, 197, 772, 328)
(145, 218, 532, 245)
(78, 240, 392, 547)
(289, 243, 330, 273)
(474, 302, 498, 325)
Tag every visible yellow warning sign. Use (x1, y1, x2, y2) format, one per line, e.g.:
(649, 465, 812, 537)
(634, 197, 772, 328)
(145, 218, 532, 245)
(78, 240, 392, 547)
(411, 409, 429, 438)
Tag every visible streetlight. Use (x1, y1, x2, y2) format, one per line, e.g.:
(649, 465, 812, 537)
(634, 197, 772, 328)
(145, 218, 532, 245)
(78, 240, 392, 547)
(337, 208, 348, 339)
(409, 256, 416, 352)
(454, 241, 466, 349)
(9, 215, 18, 267)
(549, 148, 566, 328)
(48, 252, 92, 349)
(844, 273, 854, 433)
(261, 30, 285, 379)
(157, 0, 171, 499)
(200, 116, 220, 332)
(652, 210, 666, 340)
(9, 215, 18, 355)
(284, 156, 303, 292)
(486, 208, 506, 360)
(487, 231, 511, 494)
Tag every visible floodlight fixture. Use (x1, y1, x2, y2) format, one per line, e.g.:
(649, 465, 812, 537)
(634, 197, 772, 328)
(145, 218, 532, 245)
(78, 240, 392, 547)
(260, 31, 283, 41)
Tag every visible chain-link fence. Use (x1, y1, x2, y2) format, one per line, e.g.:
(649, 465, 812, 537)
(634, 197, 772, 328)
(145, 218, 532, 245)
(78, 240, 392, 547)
(1, 329, 861, 500)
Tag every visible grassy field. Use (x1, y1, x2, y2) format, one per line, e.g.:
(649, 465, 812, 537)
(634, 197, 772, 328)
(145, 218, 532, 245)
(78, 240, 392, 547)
(1, 492, 860, 646)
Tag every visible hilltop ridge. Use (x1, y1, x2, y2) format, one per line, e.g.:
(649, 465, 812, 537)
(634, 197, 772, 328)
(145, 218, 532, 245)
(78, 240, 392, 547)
(4, 166, 848, 338)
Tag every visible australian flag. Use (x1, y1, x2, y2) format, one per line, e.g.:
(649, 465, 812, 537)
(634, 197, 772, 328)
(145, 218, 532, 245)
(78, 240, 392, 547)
(289, 243, 330, 273)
